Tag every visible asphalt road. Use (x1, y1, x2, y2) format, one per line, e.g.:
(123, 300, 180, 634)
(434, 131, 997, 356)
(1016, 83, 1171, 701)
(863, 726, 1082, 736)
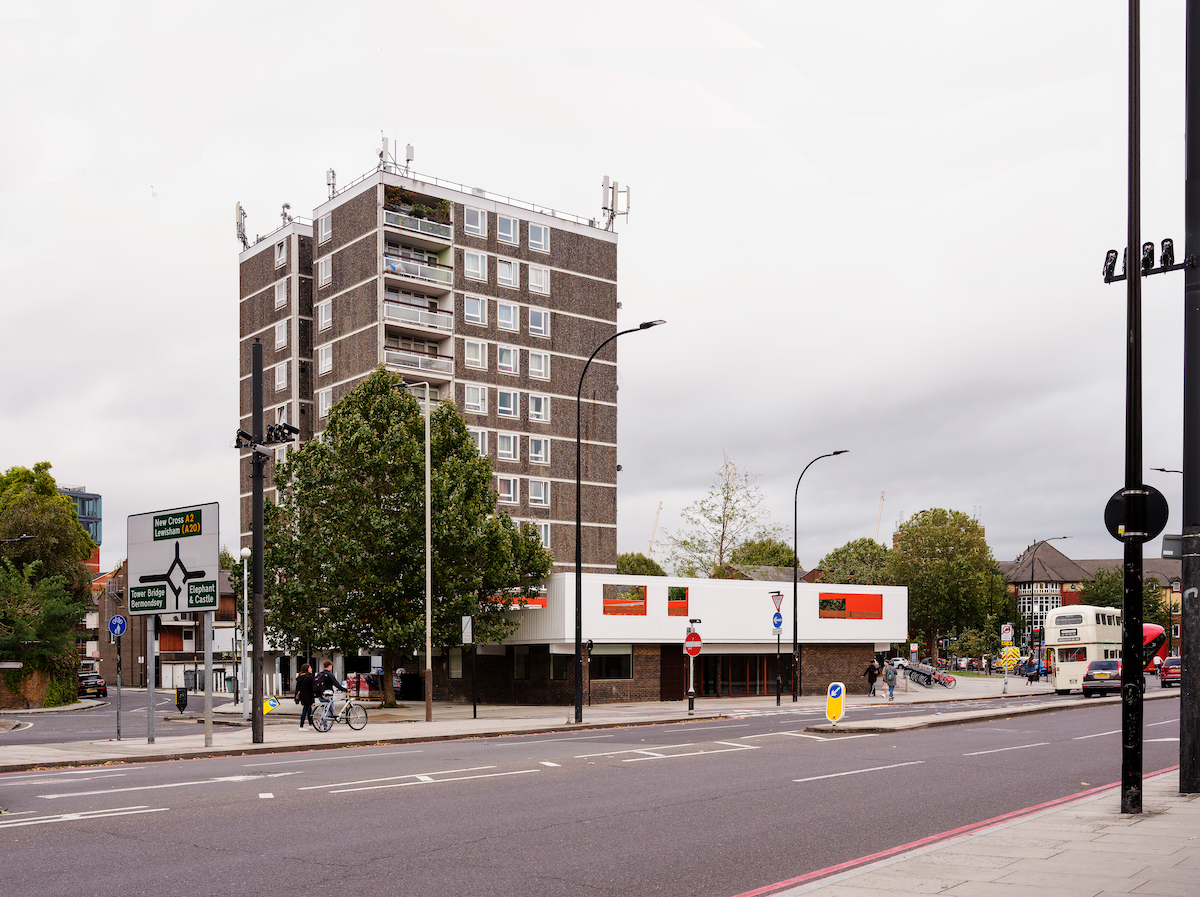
(0, 696, 1182, 897)
(0, 690, 239, 745)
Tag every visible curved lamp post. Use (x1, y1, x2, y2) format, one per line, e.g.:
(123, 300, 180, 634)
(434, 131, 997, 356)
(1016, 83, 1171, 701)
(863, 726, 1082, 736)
(239, 546, 250, 720)
(792, 450, 848, 701)
(575, 320, 665, 724)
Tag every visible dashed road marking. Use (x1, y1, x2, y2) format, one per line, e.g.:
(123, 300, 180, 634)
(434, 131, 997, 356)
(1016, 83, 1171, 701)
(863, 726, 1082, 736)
(794, 761, 924, 783)
(0, 806, 169, 828)
(963, 742, 1049, 757)
(539, 761, 561, 767)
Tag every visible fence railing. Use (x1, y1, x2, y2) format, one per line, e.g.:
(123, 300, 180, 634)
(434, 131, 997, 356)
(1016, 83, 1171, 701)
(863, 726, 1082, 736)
(384, 209, 453, 240)
(384, 349, 454, 375)
(384, 301, 453, 332)
(383, 254, 453, 286)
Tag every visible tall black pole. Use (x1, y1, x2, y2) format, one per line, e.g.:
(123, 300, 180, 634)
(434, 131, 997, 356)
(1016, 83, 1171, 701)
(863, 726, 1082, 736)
(574, 321, 663, 724)
(1182, 0, 1200, 793)
(792, 450, 848, 701)
(1121, 0, 1145, 815)
(251, 339, 265, 744)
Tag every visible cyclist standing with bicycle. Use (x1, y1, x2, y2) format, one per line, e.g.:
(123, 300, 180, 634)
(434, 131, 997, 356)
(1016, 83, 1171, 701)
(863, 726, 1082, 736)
(315, 660, 347, 699)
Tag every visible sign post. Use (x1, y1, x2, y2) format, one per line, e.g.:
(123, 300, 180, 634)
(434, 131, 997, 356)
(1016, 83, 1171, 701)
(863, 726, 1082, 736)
(684, 628, 703, 716)
(109, 614, 127, 741)
(463, 615, 476, 720)
(1001, 622, 1014, 694)
(127, 502, 219, 745)
(770, 591, 784, 706)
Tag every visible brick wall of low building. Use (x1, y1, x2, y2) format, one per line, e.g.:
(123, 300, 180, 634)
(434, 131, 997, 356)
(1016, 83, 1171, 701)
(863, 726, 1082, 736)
(799, 643, 875, 696)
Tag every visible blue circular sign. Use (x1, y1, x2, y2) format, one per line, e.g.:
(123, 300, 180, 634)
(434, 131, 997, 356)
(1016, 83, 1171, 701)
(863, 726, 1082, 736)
(108, 614, 127, 637)
(829, 683, 843, 698)
(772, 611, 783, 628)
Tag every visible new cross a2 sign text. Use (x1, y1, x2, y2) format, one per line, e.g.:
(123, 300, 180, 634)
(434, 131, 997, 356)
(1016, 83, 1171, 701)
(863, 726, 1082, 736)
(127, 503, 220, 615)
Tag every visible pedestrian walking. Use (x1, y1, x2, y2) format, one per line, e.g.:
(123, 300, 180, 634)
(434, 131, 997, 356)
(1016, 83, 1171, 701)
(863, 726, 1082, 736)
(294, 663, 315, 729)
(882, 661, 897, 701)
(863, 660, 879, 697)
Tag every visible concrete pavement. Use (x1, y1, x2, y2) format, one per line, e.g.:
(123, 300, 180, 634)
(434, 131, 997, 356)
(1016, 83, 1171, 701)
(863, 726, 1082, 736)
(748, 766, 1198, 897)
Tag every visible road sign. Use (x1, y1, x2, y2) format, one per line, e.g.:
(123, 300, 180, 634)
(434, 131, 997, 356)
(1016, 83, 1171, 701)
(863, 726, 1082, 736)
(1001, 623, 1014, 642)
(127, 503, 219, 614)
(1001, 646, 1020, 670)
(825, 682, 846, 724)
(109, 614, 128, 637)
(684, 631, 703, 657)
(1104, 485, 1169, 543)
(770, 591, 784, 612)
(263, 696, 279, 714)
(772, 611, 783, 629)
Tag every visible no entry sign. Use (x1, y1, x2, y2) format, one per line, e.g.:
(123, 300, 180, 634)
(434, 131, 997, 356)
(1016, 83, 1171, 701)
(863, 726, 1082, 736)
(684, 631, 703, 657)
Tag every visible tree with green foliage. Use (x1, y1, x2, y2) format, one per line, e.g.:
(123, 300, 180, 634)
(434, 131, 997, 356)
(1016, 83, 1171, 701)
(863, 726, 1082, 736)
(729, 535, 797, 568)
(0, 462, 95, 607)
(889, 509, 999, 658)
(0, 462, 94, 706)
(665, 456, 775, 577)
(816, 538, 892, 585)
(263, 367, 553, 705)
(1078, 566, 1173, 633)
(616, 553, 666, 576)
(0, 559, 85, 704)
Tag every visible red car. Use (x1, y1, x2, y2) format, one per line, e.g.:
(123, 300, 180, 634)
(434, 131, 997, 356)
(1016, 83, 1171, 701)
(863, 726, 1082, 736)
(1159, 657, 1181, 688)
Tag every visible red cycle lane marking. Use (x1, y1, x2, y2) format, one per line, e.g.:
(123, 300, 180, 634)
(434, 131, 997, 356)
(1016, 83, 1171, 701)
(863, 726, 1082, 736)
(731, 765, 1179, 897)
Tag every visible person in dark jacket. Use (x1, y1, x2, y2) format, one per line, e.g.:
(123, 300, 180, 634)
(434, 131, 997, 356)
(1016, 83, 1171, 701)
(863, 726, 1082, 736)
(294, 663, 316, 729)
(314, 660, 347, 697)
(863, 660, 879, 697)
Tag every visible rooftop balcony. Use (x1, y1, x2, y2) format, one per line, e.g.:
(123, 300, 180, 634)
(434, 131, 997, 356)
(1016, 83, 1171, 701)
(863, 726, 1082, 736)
(384, 253, 453, 295)
(384, 209, 453, 250)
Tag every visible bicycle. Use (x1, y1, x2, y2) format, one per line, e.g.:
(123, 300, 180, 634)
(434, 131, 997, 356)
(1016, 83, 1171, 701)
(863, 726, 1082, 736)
(311, 689, 368, 732)
(931, 670, 957, 689)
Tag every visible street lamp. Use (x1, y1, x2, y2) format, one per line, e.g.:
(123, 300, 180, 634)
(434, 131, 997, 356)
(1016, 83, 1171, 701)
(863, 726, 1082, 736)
(792, 450, 848, 701)
(239, 546, 250, 721)
(1025, 536, 1070, 654)
(400, 379, 434, 723)
(575, 320, 665, 724)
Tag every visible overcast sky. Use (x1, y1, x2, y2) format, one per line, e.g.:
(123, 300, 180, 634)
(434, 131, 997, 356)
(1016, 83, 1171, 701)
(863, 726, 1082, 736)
(1, 1, 1192, 574)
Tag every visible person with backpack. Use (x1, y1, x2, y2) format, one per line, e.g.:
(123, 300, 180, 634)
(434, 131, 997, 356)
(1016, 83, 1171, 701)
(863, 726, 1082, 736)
(314, 660, 347, 698)
(882, 661, 898, 701)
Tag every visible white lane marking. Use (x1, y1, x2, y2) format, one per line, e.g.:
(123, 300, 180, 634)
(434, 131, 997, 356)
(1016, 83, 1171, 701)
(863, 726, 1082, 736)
(1075, 729, 1120, 740)
(539, 761, 561, 767)
(259, 793, 274, 799)
(742, 731, 826, 740)
(39, 771, 300, 799)
(821, 734, 880, 741)
(519, 734, 615, 745)
(1, 767, 144, 783)
(0, 773, 127, 789)
(298, 766, 496, 791)
(963, 742, 1049, 757)
(624, 741, 760, 763)
(675, 724, 751, 732)
(575, 743, 695, 758)
(0, 806, 169, 828)
(243, 750, 422, 768)
(794, 761, 924, 783)
(330, 769, 538, 794)
(1147, 737, 1180, 742)
(1149, 718, 1179, 727)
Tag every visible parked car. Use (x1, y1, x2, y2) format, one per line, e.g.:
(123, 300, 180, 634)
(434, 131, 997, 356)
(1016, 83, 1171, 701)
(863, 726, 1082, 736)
(888, 657, 908, 669)
(1159, 657, 1181, 688)
(1082, 659, 1144, 697)
(77, 673, 108, 698)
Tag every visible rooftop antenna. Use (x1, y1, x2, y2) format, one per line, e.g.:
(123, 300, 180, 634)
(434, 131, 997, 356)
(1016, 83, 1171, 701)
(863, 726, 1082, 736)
(235, 202, 249, 251)
(873, 491, 885, 542)
(405, 143, 414, 175)
(280, 203, 293, 226)
(600, 175, 631, 232)
(326, 168, 336, 199)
